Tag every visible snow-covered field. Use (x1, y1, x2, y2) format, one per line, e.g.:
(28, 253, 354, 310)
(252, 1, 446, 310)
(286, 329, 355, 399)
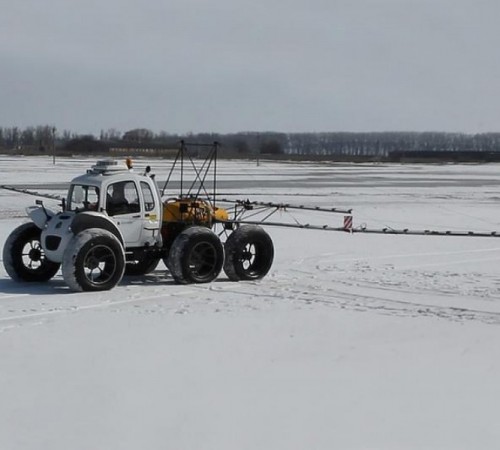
(2, 156, 500, 449)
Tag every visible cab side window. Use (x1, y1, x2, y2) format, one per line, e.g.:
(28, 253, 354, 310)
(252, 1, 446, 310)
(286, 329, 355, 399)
(140, 181, 155, 212)
(106, 181, 140, 216)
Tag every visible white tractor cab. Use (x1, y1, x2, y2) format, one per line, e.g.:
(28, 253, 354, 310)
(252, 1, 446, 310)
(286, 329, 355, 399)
(66, 160, 162, 250)
(2, 159, 275, 292)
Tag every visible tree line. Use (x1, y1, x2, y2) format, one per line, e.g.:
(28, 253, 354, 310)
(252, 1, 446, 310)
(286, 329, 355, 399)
(2, 126, 500, 158)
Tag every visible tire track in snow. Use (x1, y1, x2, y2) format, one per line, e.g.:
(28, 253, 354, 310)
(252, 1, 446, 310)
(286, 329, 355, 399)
(204, 279, 500, 325)
(0, 288, 197, 331)
(290, 246, 500, 266)
(0, 293, 30, 300)
(288, 251, 500, 300)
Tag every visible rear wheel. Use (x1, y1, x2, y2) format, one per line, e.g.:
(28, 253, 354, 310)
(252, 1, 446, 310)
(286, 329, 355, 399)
(62, 228, 125, 292)
(3, 222, 60, 282)
(168, 226, 224, 284)
(223, 225, 274, 281)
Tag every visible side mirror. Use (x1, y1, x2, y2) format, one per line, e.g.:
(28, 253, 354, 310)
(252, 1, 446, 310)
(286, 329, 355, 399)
(35, 199, 50, 219)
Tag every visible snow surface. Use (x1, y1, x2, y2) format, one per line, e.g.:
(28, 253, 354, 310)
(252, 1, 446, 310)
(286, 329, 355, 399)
(2, 156, 500, 449)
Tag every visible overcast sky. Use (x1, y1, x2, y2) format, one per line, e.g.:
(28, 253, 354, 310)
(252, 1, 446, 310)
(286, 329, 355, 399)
(1, 0, 500, 135)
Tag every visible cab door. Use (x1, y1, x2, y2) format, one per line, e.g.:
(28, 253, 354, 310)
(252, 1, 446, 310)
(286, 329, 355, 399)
(105, 180, 143, 247)
(139, 180, 161, 245)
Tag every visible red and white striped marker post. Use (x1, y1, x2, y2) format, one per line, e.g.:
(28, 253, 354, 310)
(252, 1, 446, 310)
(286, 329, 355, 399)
(343, 215, 353, 232)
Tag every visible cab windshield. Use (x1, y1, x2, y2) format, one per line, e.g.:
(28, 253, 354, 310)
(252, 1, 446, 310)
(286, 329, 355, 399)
(68, 184, 100, 211)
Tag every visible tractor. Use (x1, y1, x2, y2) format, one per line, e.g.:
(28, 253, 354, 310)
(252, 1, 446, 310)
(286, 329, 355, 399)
(2, 155, 274, 292)
(6, 142, 493, 293)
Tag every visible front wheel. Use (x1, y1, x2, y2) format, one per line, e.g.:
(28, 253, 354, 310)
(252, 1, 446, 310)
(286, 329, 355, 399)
(168, 226, 224, 284)
(3, 222, 60, 282)
(223, 225, 274, 281)
(62, 228, 125, 292)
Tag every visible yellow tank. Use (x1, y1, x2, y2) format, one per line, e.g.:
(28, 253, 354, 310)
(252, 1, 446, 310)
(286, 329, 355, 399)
(162, 198, 228, 226)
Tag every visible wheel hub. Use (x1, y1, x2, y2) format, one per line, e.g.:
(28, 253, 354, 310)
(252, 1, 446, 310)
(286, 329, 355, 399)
(188, 241, 218, 280)
(86, 257, 100, 270)
(28, 248, 42, 262)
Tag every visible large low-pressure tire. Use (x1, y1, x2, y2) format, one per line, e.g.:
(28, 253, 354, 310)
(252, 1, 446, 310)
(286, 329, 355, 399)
(223, 225, 274, 281)
(62, 228, 125, 292)
(124, 254, 161, 276)
(168, 226, 224, 284)
(2, 222, 60, 282)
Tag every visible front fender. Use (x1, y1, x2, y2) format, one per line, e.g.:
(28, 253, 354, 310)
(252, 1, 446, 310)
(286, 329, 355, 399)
(71, 212, 124, 246)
